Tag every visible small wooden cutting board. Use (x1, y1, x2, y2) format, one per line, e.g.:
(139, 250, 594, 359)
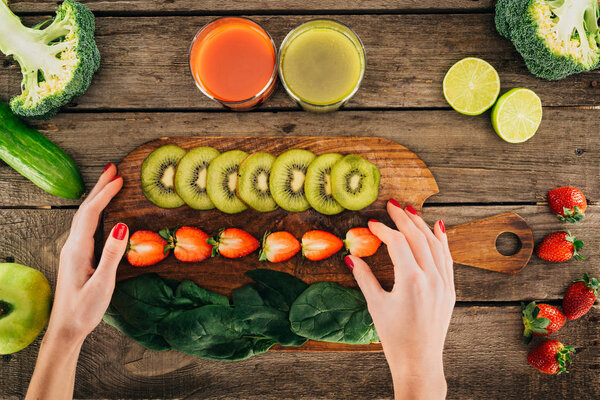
(103, 136, 533, 352)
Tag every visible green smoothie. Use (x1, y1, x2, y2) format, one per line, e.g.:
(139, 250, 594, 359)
(279, 20, 365, 111)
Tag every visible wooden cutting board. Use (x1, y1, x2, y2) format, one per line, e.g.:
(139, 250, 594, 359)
(103, 136, 534, 352)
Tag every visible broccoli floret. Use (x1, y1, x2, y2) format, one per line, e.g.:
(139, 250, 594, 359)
(0, 0, 100, 119)
(496, 0, 600, 80)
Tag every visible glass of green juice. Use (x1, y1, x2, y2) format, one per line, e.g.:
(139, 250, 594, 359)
(279, 19, 366, 112)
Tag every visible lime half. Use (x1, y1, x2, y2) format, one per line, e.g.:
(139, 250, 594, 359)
(443, 58, 501, 115)
(491, 88, 542, 143)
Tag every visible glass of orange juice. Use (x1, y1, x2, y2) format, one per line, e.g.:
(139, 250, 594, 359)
(189, 17, 277, 111)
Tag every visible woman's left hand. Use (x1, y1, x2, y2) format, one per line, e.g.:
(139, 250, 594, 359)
(46, 164, 127, 345)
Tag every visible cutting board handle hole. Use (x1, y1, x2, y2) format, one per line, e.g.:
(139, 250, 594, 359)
(495, 232, 522, 256)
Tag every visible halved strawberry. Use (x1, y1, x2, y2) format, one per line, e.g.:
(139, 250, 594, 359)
(160, 226, 212, 263)
(208, 228, 259, 259)
(302, 230, 344, 261)
(259, 231, 301, 263)
(344, 227, 382, 257)
(126, 230, 169, 267)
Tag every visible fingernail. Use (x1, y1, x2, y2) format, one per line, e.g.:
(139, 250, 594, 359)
(103, 163, 114, 173)
(439, 219, 446, 234)
(369, 219, 379, 223)
(344, 256, 354, 270)
(406, 205, 418, 215)
(389, 198, 401, 208)
(113, 223, 128, 240)
(110, 175, 122, 183)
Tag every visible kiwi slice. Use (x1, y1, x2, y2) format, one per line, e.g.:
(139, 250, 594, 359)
(270, 149, 316, 212)
(174, 146, 220, 210)
(206, 150, 249, 214)
(305, 153, 345, 215)
(331, 155, 381, 210)
(236, 152, 278, 212)
(141, 144, 187, 208)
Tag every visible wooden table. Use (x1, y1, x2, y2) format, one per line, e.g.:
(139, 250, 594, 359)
(1, 1, 599, 398)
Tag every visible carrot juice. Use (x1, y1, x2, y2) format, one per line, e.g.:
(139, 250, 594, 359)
(189, 17, 277, 110)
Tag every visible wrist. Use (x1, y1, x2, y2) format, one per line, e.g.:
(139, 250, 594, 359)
(387, 354, 446, 399)
(43, 323, 86, 351)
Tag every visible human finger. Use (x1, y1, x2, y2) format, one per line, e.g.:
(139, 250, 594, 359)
(344, 255, 385, 304)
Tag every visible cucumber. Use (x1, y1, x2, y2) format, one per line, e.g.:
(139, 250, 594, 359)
(0, 102, 84, 199)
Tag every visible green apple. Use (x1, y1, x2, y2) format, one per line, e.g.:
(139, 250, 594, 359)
(0, 263, 52, 354)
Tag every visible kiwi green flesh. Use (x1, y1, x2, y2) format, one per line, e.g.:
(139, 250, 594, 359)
(141, 144, 187, 208)
(305, 153, 345, 215)
(331, 154, 381, 211)
(206, 150, 249, 214)
(237, 153, 278, 212)
(270, 149, 316, 212)
(174, 146, 220, 210)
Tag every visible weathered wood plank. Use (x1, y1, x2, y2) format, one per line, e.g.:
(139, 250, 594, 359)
(0, 208, 597, 398)
(2, 304, 598, 399)
(0, 110, 595, 207)
(0, 207, 597, 304)
(1, 15, 599, 110)
(7, 0, 493, 13)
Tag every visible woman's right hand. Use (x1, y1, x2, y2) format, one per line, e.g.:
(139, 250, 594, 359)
(344, 199, 456, 400)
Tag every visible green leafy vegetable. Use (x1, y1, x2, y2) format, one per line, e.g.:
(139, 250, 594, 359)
(158, 306, 275, 361)
(104, 271, 379, 361)
(495, 0, 600, 80)
(0, 0, 100, 119)
(289, 282, 379, 345)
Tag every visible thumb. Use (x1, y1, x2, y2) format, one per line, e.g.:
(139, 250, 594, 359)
(92, 223, 129, 284)
(344, 255, 384, 304)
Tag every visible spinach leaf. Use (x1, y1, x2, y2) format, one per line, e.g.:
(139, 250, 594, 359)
(110, 274, 176, 333)
(289, 282, 379, 345)
(245, 269, 309, 312)
(173, 279, 230, 308)
(103, 305, 171, 351)
(158, 305, 275, 361)
(232, 284, 307, 347)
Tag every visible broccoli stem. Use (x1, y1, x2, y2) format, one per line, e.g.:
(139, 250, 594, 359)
(0, 1, 66, 79)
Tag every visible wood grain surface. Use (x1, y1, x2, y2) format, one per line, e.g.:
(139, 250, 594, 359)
(7, 0, 494, 13)
(2, 14, 600, 111)
(1, 109, 597, 208)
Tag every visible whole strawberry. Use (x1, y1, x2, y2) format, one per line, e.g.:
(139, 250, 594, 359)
(527, 339, 575, 375)
(536, 230, 584, 262)
(563, 273, 599, 320)
(521, 301, 566, 344)
(548, 186, 586, 223)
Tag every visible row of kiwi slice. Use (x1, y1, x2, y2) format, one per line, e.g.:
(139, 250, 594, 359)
(141, 144, 380, 215)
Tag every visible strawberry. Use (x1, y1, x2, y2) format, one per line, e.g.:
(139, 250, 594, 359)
(126, 230, 169, 267)
(521, 301, 566, 344)
(259, 231, 301, 263)
(344, 227, 382, 257)
(562, 273, 599, 320)
(536, 230, 584, 262)
(207, 228, 259, 259)
(527, 339, 575, 375)
(160, 227, 212, 263)
(302, 230, 344, 261)
(548, 186, 587, 223)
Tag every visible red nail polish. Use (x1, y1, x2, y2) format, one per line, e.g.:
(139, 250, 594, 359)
(112, 223, 127, 240)
(389, 198, 401, 208)
(439, 219, 446, 234)
(406, 205, 418, 215)
(103, 163, 114, 173)
(344, 256, 354, 270)
(110, 175, 122, 182)
(369, 219, 379, 223)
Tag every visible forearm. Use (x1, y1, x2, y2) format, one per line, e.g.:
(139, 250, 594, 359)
(387, 354, 447, 400)
(26, 329, 84, 400)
